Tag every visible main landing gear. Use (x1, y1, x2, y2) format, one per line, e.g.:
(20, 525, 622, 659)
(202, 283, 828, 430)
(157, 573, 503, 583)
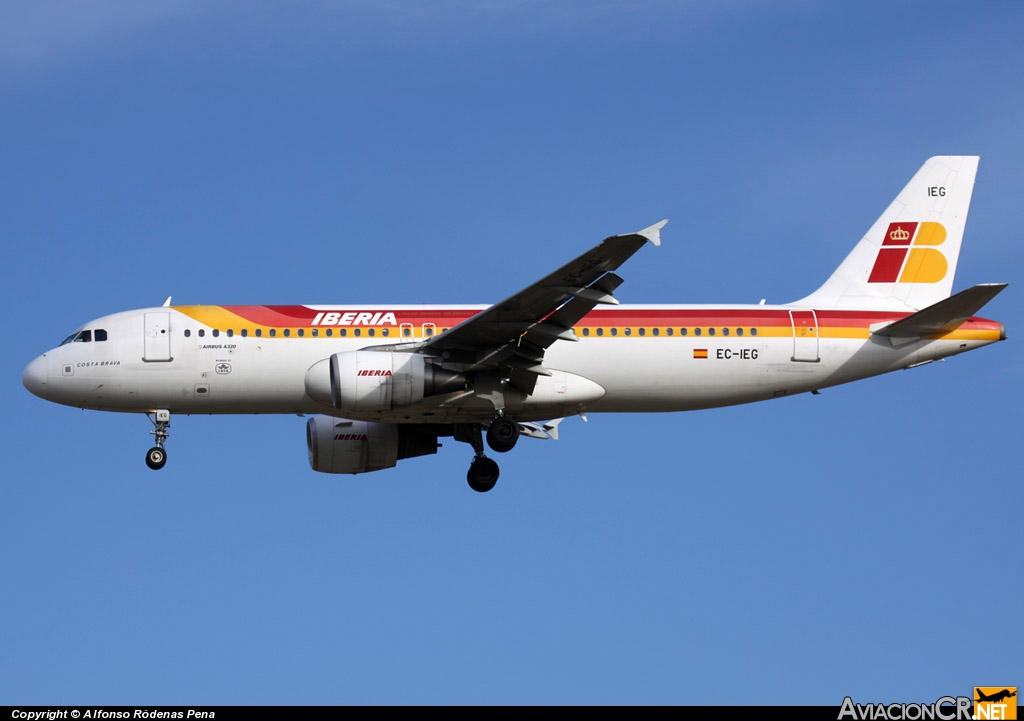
(145, 409, 171, 470)
(457, 416, 520, 493)
(486, 415, 520, 453)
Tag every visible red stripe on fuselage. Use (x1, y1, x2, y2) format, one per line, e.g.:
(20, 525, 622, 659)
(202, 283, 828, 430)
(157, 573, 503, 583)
(208, 305, 998, 332)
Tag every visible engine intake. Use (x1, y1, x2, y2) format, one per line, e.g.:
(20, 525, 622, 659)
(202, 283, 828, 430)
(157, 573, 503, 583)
(304, 351, 466, 412)
(306, 416, 439, 474)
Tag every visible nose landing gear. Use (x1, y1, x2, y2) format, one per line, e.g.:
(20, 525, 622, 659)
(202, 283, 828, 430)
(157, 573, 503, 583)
(145, 409, 171, 470)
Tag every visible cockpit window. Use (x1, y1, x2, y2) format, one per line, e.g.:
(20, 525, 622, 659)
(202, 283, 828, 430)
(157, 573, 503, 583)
(59, 328, 106, 345)
(60, 330, 92, 345)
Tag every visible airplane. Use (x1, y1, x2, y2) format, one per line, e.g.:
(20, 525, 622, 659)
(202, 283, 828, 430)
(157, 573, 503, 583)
(21, 156, 1007, 492)
(976, 689, 1017, 704)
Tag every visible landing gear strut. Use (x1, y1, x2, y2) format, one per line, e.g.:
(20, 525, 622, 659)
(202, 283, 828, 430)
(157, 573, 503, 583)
(145, 409, 170, 470)
(456, 423, 500, 493)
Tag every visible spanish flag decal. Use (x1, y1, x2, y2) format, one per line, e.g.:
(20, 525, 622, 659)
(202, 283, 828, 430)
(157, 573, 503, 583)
(693, 349, 708, 359)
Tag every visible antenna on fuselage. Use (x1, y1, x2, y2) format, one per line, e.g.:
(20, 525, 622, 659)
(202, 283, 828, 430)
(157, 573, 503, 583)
(162, 296, 172, 307)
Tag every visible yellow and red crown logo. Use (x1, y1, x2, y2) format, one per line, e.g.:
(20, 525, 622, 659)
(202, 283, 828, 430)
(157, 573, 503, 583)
(889, 226, 911, 242)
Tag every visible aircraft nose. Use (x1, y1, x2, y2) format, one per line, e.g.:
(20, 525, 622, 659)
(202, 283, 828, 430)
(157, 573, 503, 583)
(22, 354, 48, 400)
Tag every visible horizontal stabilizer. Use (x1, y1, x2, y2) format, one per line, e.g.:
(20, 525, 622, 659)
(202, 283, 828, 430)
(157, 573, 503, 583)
(872, 283, 1007, 338)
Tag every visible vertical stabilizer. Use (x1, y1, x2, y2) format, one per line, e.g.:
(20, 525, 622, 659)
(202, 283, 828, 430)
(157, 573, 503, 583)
(793, 156, 979, 311)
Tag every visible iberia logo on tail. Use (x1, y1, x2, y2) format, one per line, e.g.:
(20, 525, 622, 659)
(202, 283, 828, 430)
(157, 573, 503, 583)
(868, 221, 948, 283)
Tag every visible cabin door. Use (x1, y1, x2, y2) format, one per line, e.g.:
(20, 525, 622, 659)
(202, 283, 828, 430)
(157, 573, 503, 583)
(143, 312, 173, 362)
(789, 310, 819, 362)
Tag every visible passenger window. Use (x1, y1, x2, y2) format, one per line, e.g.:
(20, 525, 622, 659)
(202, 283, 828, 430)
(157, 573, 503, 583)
(241, 329, 248, 337)
(269, 329, 276, 337)
(639, 328, 646, 336)
(582, 328, 590, 337)
(198, 329, 206, 338)
(751, 328, 758, 336)
(367, 329, 375, 337)
(311, 329, 318, 337)
(736, 328, 743, 336)
(666, 328, 673, 336)
(694, 327, 702, 336)
(255, 329, 262, 338)
(184, 329, 191, 338)
(226, 329, 234, 338)
(354, 329, 361, 337)
(624, 328, 631, 336)
(212, 329, 220, 338)
(708, 327, 715, 336)
(283, 329, 290, 337)
(610, 328, 618, 336)
(381, 328, 389, 337)
(597, 328, 604, 337)
(95, 329, 108, 341)
(680, 328, 688, 336)
(722, 327, 729, 336)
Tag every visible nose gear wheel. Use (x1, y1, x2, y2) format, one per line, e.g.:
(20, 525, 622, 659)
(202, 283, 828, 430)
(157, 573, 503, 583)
(145, 410, 171, 471)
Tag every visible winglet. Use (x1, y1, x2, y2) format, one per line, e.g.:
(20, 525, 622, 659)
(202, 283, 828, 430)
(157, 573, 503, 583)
(637, 219, 668, 247)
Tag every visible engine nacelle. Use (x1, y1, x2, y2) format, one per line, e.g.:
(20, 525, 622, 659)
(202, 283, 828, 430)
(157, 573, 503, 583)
(304, 351, 466, 412)
(306, 416, 439, 474)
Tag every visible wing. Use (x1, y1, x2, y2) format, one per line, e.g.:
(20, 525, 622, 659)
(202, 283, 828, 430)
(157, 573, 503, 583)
(418, 220, 667, 393)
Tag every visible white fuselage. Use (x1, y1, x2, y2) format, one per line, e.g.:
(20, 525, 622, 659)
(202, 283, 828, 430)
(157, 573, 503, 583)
(22, 303, 1005, 424)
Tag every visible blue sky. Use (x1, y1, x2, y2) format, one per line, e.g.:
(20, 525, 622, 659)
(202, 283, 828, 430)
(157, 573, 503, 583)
(2, 1, 1021, 706)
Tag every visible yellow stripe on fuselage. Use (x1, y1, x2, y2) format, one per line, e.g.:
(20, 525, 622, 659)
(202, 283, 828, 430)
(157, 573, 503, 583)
(170, 306, 999, 343)
(174, 306, 257, 329)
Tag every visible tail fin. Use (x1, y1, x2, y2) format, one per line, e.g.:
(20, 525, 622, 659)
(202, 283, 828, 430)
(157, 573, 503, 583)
(794, 156, 979, 311)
